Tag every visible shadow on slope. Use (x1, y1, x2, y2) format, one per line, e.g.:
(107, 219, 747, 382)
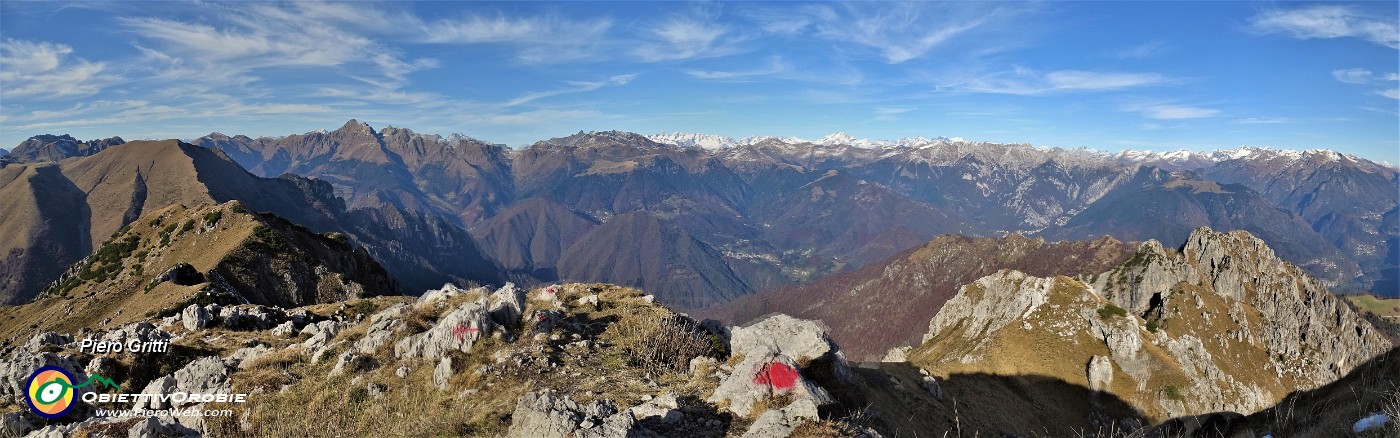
(839, 362, 1146, 437)
(1152, 346, 1400, 437)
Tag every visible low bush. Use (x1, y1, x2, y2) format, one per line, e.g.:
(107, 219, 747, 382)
(1098, 304, 1128, 320)
(606, 313, 712, 375)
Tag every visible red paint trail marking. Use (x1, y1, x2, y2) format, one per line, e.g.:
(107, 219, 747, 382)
(753, 361, 799, 391)
(452, 323, 479, 340)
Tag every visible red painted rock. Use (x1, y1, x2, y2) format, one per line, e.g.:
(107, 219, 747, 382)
(753, 361, 799, 391)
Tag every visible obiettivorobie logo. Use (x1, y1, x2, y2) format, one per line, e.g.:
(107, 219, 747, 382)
(25, 365, 249, 420)
(24, 366, 119, 419)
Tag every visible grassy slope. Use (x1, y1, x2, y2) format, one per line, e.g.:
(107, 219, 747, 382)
(204, 284, 732, 436)
(1347, 294, 1400, 318)
(905, 275, 1305, 427)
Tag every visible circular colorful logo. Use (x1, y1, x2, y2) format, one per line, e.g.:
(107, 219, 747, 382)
(25, 366, 76, 419)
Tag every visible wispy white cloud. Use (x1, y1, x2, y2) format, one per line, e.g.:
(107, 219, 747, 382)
(1333, 68, 1375, 84)
(1111, 40, 1169, 59)
(811, 3, 993, 64)
(469, 109, 613, 126)
(1331, 68, 1400, 100)
(0, 39, 119, 99)
(121, 17, 367, 68)
(872, 106, 915, 121)
(504, 74, 638, 107)
(1236, 117, 1293, 124)
(947, 68, 1169, 95)
(1250, 5, 1399, 48)
(312, 86, 447, 107)
(2, 97, 337, 133)
(1123, 102, 1221, 120)
(114, 2, 449, 113)
(686, 57, 786, 80)
(874, 106, 915, 116)
(635, 15, 740, 62)
(419, 14, 613, 64)
(1044, 71, 1167, 90)
(118, 4, 441, 94)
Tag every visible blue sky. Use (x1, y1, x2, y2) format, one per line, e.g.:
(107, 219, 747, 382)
(1, 1, 1397, 162)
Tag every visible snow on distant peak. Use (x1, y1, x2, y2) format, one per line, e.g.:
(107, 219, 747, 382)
(1109, 145, 1374, 170)
(808, 132, 956, 148)
(648, 132, 748, 150)
(817, 132, 859, 146)
(650, 133, 1376, 170)
(649, 131, 957, 149)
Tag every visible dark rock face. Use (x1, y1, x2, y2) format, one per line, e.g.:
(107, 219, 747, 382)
(156, 263, 204, 286)
(8, 134, 124, 163)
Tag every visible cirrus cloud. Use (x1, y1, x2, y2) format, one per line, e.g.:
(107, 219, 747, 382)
(0, 39, 119, 99)
(1249, 5, 1399, 48)
(1123, 102, 1221, 120)
(946, 68, 1170, 96)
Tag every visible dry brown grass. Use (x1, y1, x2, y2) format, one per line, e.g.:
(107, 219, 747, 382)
(790, 419, 863, 438)
(0, 203, 262, 345)
(201, 283, 730, 437)
(605, 312, 713, 375)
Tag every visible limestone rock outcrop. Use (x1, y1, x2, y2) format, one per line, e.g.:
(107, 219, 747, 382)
(912, 228, 1392, 422)
(709, 314, 845, 418)
(506, 391, 649, 438)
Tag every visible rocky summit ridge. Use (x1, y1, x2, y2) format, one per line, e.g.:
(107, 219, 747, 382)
(0, 229, 1392, 437)
(0, 283, 880, 438)
(0, 201, 396, 347)
(904, 227, 1391, 424)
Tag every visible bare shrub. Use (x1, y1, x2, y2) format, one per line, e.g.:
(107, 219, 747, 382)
(608, 313, 712, 375)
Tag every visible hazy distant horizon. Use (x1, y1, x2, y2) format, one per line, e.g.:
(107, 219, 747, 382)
(2, 1, 1396, 163)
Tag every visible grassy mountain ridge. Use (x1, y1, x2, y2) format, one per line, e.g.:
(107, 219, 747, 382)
(0, 139, 499, 304)
(0, 201, 396, 345)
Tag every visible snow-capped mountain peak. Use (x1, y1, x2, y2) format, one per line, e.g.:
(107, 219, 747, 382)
(648, 131, 958, 149)
(650, 132, 737, 150)
(817, 132, 859, 146)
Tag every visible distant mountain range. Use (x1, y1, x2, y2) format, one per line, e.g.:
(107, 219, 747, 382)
(6, 134, 125, 163)
(3, 120, 1395, 308)
(0, 139, 497, 304)
(0, 121, 1396, 436)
